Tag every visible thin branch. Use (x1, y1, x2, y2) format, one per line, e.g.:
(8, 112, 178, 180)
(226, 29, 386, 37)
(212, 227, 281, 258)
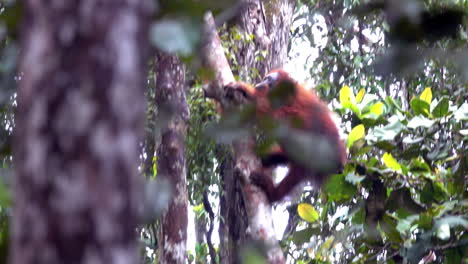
(203, 190, 217, 264)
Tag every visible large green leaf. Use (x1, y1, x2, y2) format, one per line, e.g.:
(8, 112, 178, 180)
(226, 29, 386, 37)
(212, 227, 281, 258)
(432, 97, 449, 118)
(325, 174, 357, 203)
(411, 98, 430, 116)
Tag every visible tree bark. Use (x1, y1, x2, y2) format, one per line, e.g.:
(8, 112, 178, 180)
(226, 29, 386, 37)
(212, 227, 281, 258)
(202, 8, 295, 262)
(218, 148, 248, 264)
(12, 1, 152, 264)
(234, 0, 296, 82)
(214, 1, 296, 263)
(155, 53, 189, 264)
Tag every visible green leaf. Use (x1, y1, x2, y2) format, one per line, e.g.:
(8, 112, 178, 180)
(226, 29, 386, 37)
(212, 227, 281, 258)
(347, 124, 365, 148)
(396, 215, 419, 235)
(444, 248, 462, 264)
(325, 174, 357, 203)
(297, 203, 319, 223)
(381, 215, 403, 243)
(421, 181, 448, 204)
(353, 55, 362, 66)
(368, 118, 405, 142)
(292, 228, 317, 246)
(351, 207, 365, 224)
(0, 176, 11, 207)
(386, 188, 424, 214)
(432, 97, 449, 118)
(409, 158, 430, 173)
(317, 236, 335, 259)
(410, 98, 430, 116)
(420, 87, 432, 104)
(417, 213, 433, 230)
(382, 152, 401, 171)
(356, 88, 365, 103)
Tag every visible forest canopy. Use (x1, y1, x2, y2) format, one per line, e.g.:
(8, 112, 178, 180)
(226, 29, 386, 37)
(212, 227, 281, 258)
(0, 0, 467, 264)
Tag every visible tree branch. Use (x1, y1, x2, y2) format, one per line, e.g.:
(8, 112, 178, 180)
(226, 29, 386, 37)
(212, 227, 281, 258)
(200, 12, 286, 264)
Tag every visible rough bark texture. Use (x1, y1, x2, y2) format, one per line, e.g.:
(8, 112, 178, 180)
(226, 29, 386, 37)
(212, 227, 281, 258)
(12, 1, 152, 264)
(202, 10, 294, 263)
(234, 0, 296, 82)
(217, 1, 296, 262)
(218, 148, 248, 264)
(155, 53, 189, 264)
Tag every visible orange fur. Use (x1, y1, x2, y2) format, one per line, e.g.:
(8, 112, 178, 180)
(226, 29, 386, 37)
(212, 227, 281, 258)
(224, 69, 346, 202)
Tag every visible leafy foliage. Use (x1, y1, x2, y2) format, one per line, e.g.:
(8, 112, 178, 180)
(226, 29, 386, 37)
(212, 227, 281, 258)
(0, 0, 466, 263)
(282, 1, 467, 262)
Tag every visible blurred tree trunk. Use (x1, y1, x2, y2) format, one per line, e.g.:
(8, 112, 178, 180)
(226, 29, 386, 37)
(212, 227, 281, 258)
(12, 1, 152, 264)
(155, 52, 189, 264)
(218, 1, 295, 263)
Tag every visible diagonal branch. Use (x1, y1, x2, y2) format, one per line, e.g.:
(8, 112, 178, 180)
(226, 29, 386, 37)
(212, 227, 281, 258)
(200, 12, 286, 264)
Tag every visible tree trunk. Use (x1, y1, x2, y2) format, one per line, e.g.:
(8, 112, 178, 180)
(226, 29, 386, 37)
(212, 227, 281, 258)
(12, 1, 152, 264)
(234, 0, 296, 82)
(218, 148, 248, 264)
(217, 0, 295, 263)
(155, 53, 189, 264)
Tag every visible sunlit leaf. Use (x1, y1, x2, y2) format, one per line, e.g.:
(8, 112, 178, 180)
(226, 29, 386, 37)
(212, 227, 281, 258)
(368, 119, 405, 142)
(454, 103, 468, 121)
(345, 172, 365, 185)
(339, 85, 354, 108)
(356, 88, 365, 103)
(436, 216, 468, 231)
(297, 203, 319, 223)
(347, 124, 365, 148)
(436, 223, 450, 240)
(369, 102, 384, 116)
(407, 115, 435, 129)
(420, 87, 432, 104)
(382, 152, 401, 171)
